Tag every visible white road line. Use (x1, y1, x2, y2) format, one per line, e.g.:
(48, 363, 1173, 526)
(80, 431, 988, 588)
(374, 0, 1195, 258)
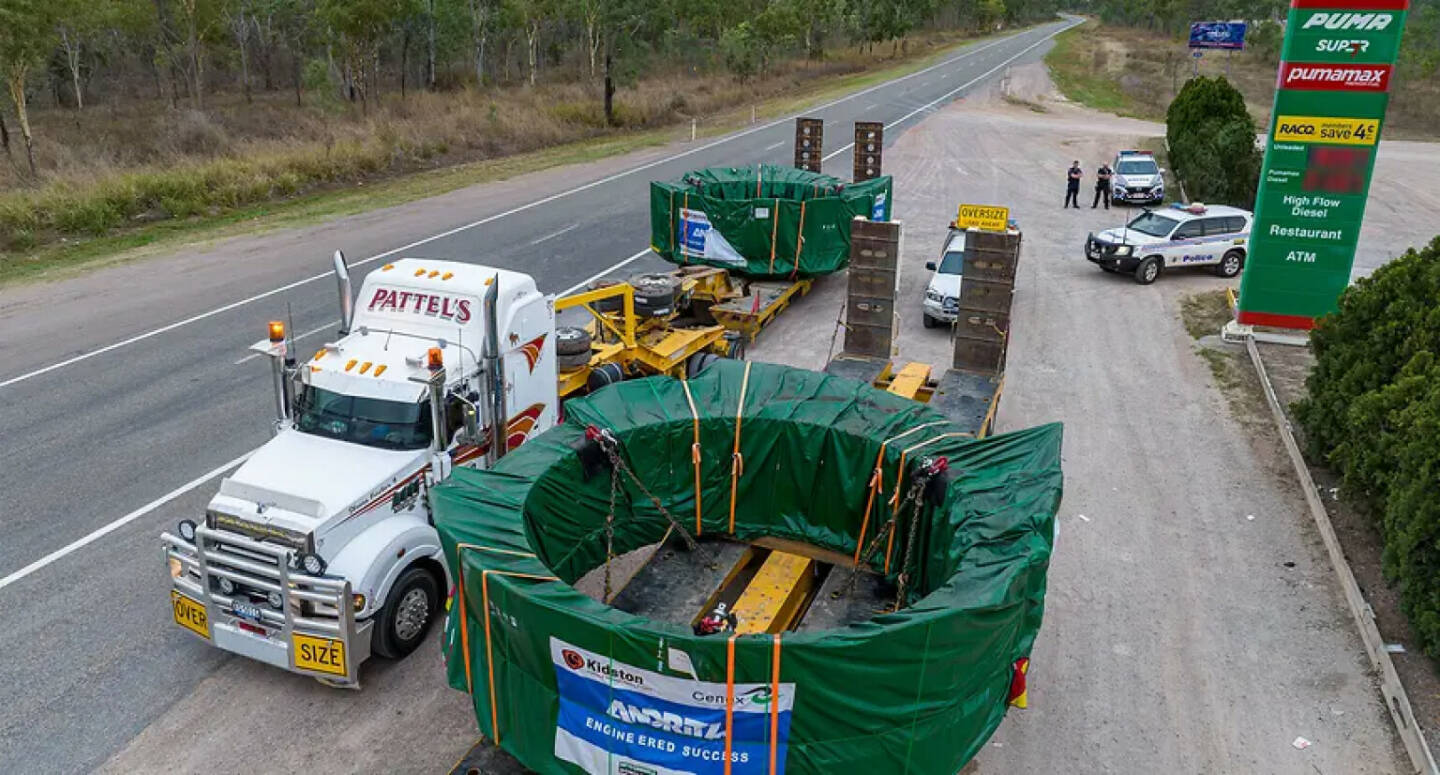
(821, 20, 1079, 164)
(0, 453, 252, 592)
(763, 141, 785, 151)
(528, 223, 582, 246)
(233, 321, 337, 365)
(0, 26, 1045, 392)
(559, 248, 653, 296)
(863, 103, 880, 112)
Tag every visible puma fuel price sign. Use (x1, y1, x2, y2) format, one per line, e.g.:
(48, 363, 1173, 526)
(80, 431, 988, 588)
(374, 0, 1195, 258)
(1236, 0, 1409, 329)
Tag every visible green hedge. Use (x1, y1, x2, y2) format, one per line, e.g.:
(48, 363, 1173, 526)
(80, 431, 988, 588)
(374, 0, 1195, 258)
(1294, 236, 1440, 654)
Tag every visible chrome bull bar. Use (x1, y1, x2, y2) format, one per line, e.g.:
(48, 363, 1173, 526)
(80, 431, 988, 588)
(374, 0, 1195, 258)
(161, 525, 371, 687)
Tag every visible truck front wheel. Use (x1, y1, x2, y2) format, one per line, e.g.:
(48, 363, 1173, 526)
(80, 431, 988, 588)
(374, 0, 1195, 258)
(371, 566, 440, 660)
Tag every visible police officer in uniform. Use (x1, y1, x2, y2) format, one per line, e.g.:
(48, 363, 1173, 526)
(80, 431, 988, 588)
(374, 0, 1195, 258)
(1093, 161, 1113, 209)
(1064, 161, 1082, 209)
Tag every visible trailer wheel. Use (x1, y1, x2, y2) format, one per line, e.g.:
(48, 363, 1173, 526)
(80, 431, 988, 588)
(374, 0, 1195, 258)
(725, 335, 747, 360)
(555, 326, 592, 356)
(686, 352, 720, 378)
(372, 565, 440, 660)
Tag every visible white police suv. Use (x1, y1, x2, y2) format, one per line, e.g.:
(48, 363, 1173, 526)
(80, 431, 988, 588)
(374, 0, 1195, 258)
(1110, 149, 1165, 205)
(1084, 203, 1252, 285)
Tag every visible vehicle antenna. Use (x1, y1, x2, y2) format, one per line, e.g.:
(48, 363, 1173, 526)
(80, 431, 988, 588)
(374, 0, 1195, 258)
(285, 303, 296, 353)
(384, 327, 393, 351)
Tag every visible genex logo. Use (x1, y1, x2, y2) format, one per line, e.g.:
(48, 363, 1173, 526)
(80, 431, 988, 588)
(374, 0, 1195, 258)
(562, 649, 585, 670)
(1302, 12, 1394, 31)
(738, 686, 772, 708)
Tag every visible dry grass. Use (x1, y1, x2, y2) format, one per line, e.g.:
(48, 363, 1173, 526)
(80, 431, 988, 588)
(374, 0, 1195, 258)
(1047, 21, 1440, 137)
(0, 27, 991, 259)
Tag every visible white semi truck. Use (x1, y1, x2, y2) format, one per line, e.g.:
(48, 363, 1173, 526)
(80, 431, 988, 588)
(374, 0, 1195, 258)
(161, 255, 560, 687)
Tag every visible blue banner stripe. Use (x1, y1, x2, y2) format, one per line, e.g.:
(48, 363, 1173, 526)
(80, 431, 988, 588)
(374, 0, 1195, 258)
(559, 698, 787, 774)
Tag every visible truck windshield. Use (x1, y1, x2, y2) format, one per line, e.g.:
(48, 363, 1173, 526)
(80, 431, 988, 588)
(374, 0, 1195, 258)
(1126, 212, 1179, 238)
(937, 251, 964, 274)
(294, 387, 432, 450)
(1117, 158, 1158, 175)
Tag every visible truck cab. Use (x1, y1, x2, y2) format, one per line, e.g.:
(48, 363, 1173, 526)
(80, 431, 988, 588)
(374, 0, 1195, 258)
(163, 257, 556, 687)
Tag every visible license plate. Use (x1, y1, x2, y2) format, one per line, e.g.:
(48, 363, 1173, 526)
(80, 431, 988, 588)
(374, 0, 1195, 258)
(171, 591, 210, 640)
(232, 601, 265, 624)
(292, 633, 348, 677)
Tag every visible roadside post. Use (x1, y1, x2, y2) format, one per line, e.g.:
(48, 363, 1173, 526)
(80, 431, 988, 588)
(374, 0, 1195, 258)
(1235, 0, 1409, 330)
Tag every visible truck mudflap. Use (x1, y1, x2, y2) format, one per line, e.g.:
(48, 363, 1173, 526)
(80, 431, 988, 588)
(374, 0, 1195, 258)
(161, 525, 372, 688)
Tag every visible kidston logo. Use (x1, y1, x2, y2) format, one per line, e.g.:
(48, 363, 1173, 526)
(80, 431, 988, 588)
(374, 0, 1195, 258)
(562, 649, 585, 671)
(1301, 12, 1394, 32)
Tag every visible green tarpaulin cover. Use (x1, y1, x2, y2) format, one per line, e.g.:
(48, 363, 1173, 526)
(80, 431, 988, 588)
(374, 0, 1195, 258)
(432, 361, 1062, 774)
(649, 165, 894, 278)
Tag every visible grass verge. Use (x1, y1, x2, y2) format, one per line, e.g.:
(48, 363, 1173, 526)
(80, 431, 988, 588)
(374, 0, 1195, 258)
(0, 25, 1040, 287)
(1043, 20, 1154, 118)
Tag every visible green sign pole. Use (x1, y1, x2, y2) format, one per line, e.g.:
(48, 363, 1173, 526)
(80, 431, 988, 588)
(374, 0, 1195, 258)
(1237, 0, 1409, 329)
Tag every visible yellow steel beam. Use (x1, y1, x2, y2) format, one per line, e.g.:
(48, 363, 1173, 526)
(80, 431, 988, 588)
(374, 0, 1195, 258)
(886, 362, 932, 401)
(733, 550, 815, 635)
(556, 284, 636, 348)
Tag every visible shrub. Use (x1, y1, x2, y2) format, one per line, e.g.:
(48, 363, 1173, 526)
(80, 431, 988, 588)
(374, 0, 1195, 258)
(1165, 76, 1261, 206)
(1294, 236, 1440, 654)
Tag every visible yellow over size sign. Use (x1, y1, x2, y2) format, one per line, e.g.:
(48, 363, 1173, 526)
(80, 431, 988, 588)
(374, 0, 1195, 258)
(955, 204, 1010, 232)
(1274, 115, 1380, 146)
(292, 633, 348, 677)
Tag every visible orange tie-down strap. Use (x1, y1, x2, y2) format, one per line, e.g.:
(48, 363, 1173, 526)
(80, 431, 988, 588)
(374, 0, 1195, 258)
(682, 377, 704, 535)
(453, 544, 558, 746)
(728, 362, 754, 534)
(720, 633, 785, 775)
(853, 421, 949, 566)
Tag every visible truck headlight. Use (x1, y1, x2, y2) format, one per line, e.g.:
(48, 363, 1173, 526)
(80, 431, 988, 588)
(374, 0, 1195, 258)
(178, 519, 197, 542)
(925, 289, 942, 302)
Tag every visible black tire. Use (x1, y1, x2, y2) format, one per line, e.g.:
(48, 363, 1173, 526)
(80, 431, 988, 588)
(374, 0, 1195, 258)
(1216, 249, 1244, 278)
(371, 566, 440, 660)
(685, 352, 720, 379)
(630, 273, 680, 318)
(587, 280, 623, 313)
(725, 335, 747, 360)
(922, 314, 938, 329)
(586, 362, 625, 392)
(1134, 256, 1162, 285)
(557, 351, 591, 372)
(554, 326, 592, 356)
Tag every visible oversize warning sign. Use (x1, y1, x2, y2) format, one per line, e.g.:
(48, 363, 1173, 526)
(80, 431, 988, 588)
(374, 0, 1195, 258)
(1273, 115, 1380, 145)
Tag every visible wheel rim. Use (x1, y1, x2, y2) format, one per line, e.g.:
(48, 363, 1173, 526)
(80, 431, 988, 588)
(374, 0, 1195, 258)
(1224, 255, 1239, 274)
(394, 587, 430, 642)
(1144, 263, 1158, 282)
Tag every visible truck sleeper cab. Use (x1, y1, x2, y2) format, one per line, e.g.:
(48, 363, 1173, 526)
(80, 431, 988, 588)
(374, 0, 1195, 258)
(162, 257, 556, 687)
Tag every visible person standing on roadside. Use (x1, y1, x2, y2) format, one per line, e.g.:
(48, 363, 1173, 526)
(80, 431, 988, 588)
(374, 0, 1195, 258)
(1093, 160, 1113, 209)
(1064, 161, 1082, 209)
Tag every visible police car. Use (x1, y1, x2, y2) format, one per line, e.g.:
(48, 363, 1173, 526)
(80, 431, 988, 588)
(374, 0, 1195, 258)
(1084, 202, 1252, 285)
(1110, 149, 1165, 204)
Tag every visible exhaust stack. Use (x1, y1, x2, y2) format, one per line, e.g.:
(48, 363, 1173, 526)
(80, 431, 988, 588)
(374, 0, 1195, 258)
(332, 250, 354, 335)
(482, 276, 507, 465)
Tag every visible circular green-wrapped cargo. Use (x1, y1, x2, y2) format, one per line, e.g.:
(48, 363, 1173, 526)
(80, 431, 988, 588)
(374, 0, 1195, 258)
(432, 361, 1062, 774)
(648, 164, 894, 278)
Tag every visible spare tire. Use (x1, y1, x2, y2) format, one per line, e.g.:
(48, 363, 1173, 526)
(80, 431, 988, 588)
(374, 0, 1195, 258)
(555, 326, 592, 356)
(586, 280, 623, 313)
(557, 351, 591, 372)
(630, 273, 681, 319)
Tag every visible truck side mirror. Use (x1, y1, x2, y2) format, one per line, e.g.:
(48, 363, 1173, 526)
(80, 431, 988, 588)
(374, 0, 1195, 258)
(925, 261, 937, 271)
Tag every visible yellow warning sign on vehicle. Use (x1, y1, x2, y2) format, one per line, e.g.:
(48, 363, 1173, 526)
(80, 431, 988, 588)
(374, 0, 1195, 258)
(954, 204, 1010, 232)
(171, 591, 210, 640)
(292, 633, 348, 677)
(1273, 115, 1380, 146)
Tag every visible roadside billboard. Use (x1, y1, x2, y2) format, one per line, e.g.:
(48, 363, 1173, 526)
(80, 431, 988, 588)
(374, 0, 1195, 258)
(1189, 21, 1248, 50)
(1236, 0, 1409, 330)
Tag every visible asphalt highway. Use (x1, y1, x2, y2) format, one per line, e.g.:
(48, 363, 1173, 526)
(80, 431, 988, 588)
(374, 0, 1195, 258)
(0, 17, 1080, 773)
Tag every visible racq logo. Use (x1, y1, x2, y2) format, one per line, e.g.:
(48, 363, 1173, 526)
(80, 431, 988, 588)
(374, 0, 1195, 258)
(1301, 12, 1394, 31)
